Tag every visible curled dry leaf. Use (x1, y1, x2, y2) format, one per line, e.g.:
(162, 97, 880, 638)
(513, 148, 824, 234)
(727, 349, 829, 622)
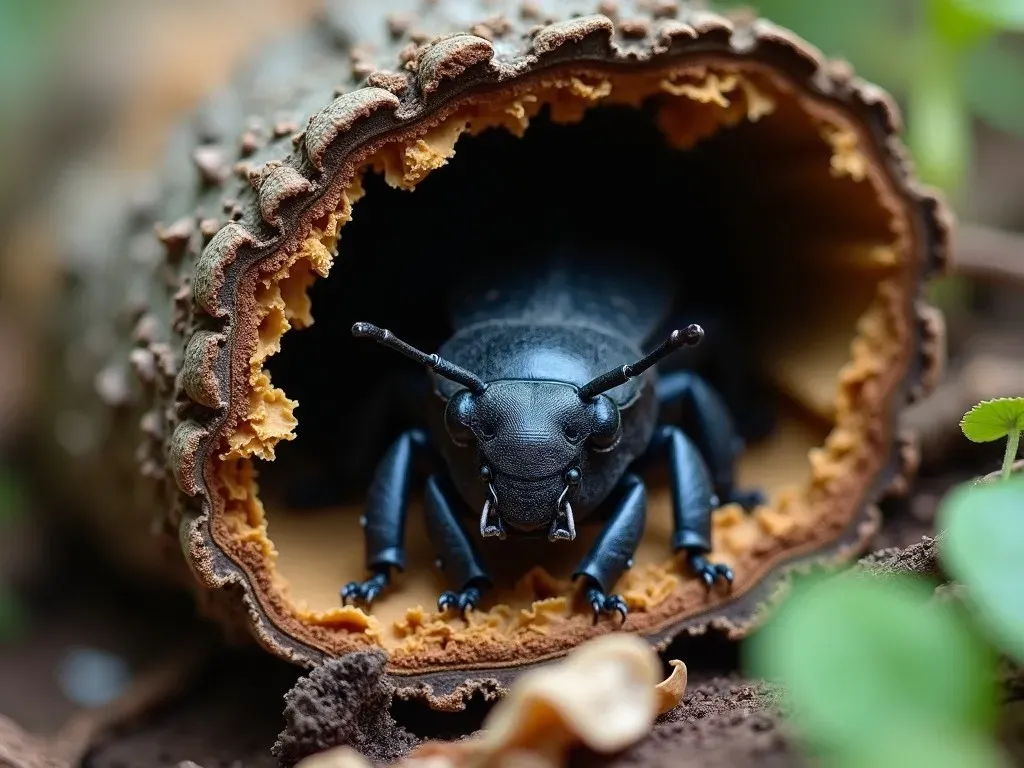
(655, 659, 689, 715)
(296, 634, 686, 768)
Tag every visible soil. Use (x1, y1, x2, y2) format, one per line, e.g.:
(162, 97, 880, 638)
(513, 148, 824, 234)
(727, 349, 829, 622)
(3, 461, 1013, 768)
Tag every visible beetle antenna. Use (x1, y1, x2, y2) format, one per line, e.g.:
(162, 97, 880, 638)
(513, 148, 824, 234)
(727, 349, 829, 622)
(578, 324, 704, 400)
(351, 322, 487, 394)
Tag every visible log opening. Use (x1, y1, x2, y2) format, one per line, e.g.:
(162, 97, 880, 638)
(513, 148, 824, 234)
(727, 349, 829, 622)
(204, 61, 923, 680)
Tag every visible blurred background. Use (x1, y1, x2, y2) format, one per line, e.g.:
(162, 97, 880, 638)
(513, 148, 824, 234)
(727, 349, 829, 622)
(0, 0, 1021, 765)
(0, 0, 321, 633)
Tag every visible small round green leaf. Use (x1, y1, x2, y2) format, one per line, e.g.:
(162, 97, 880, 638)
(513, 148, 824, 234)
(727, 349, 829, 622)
(938, 478, 1024, 663)
(743, 573, 998, 754)
(960, 397, 1024, 443)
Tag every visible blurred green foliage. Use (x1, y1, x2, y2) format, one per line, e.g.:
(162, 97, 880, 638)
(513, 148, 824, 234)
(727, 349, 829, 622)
(1, 0, 1023, 200)
(940, 478, 1024, 663)
(0, 0, 80, 122)
(744, 572, 1005, 767)
(0, 466, 27, 526)
(722, 0, 1024, 199)
(744, 471, 1024, 767)
(0, 466, 28, 643)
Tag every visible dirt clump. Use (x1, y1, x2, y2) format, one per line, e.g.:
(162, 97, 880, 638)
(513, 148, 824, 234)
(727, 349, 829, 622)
(273, 652, 418, 767)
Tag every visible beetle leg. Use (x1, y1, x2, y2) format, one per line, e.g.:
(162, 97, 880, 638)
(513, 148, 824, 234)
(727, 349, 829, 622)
(571, 473, 646, 625)
(341, 428, 429, 608)
(424, 474, 492, 617)
(647, 425, 734, 590)
(652, 310, 777, 443)
(656, 371, 767, 512)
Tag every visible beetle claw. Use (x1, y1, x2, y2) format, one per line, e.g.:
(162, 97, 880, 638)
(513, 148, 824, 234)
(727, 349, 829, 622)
(586, 586, 629, 625)
(437, 586, 481, 617)
(686, 553, 734, 591)
(340, 570, 389, 607)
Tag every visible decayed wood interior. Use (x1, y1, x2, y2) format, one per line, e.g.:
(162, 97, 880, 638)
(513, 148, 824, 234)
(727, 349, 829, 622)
(206, 62, 913, 665)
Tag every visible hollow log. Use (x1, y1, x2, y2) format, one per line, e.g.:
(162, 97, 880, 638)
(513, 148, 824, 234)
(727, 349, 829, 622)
(40, 0, 949, 708)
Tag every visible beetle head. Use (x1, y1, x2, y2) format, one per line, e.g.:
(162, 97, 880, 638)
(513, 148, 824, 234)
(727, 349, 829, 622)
(444, 382, 621, 539)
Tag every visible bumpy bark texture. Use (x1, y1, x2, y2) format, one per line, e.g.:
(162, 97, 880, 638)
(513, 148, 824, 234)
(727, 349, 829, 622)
(856, 535, 943, 580)
(273, 652, 418, 767)
(43, 0, 950, 705)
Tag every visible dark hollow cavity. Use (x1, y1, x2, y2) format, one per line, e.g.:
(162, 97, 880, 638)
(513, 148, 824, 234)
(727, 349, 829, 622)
(263, 100, 794, 509)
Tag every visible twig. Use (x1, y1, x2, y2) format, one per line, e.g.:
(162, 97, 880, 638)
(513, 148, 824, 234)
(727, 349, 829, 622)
(0, 640, 214, 768)
(0, 714, 62, 768)
(50, 640, 211, 765)
(953, 224, 1024, 285)
(901, 352, 1024, 469)
(979, 459, 1024, 484)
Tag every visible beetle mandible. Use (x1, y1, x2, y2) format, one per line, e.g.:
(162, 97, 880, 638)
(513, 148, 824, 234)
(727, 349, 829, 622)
(340, 243, 767, 622)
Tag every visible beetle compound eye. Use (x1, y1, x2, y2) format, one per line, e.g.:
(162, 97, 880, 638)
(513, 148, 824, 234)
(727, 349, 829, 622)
(566, 467, 581, 485)
(588, 394, 622, 452)
(479, 465, 492, 482)
(444, 389, 476, 446)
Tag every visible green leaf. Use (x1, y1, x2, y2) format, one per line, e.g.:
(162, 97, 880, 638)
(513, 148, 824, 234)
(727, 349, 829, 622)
(831, 724, 1010, 768)
(938, 478, 1024, 663)
(743, 573, 998, 755)
(945, 0, 1024, 29)
(965, 38, 1024, 137)
(960, 397, 1024, 443)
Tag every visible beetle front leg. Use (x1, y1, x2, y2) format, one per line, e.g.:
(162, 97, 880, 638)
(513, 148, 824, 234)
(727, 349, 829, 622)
(648, 425, 734, 589)
(657, 371, 767, 512)
(572, 473, 646, 625)
(424, 474, 492, 617)
(341, 428, 429, 607)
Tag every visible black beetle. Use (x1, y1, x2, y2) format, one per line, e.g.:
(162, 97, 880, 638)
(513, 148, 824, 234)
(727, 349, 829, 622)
(340, 243, 767, 622)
